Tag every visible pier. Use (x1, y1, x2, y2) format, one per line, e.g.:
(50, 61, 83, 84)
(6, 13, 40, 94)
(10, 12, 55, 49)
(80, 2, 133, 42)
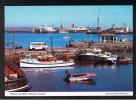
(5, 42, 133, 60)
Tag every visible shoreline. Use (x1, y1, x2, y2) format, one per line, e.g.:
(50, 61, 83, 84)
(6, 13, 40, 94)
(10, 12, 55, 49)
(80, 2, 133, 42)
(5, 31, 133, 34)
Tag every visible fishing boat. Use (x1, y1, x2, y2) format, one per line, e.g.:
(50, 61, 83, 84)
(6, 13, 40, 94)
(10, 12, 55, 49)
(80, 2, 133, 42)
(20, 54, 74, 68)
(64, 73, 97, 82)
(5, 66, 31, 92)
(20, 58, 74, 68)
(116, 56, 132, 64)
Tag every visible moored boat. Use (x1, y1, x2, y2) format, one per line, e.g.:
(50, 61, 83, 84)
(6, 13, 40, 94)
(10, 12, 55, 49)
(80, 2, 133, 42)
(63, 35, 71, 39)
(20, 58, 74, 68)
(5, 65, 31, 92)
(104, 52, 118, 64)
(64, 73, 97, 82)
(20, 54, 74, 68)
(5, 78, 31, 92)
(65, 78, 96, 85)
(76, 48, 118, 64)
(116, 56, 132, 64)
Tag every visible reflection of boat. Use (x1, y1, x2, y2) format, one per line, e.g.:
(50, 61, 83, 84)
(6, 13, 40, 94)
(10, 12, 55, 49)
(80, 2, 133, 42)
(20, 58, 74, 68)
(22, 66, 73, 72)
(64, 73, 96, 82)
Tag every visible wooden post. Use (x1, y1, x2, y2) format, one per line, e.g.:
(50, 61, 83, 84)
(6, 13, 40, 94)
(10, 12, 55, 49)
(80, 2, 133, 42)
(113, 36, 114, 43)
(50, 37, 53, 55)
(12, 31, 14, 49)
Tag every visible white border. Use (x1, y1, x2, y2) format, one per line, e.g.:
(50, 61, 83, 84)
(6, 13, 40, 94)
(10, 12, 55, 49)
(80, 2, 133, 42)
(5, 91, 133, 96)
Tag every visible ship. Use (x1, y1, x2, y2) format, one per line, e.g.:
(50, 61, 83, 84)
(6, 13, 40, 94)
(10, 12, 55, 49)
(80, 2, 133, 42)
(32, 25, 58, 33)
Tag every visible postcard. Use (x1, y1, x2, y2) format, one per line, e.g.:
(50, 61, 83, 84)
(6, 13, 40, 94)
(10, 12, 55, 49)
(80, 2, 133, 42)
(4, 5, 133, 97)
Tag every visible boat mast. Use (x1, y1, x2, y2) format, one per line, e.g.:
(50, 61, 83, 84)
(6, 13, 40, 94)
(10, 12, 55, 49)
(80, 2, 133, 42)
(12, 26, 14, 49)
(66, 44, 69, 61)
(11, 25, 15, 58)
(97, 9, 100, 29)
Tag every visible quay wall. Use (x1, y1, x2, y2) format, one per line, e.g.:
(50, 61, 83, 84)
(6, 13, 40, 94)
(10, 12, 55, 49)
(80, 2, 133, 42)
(5, 42, 133, 58)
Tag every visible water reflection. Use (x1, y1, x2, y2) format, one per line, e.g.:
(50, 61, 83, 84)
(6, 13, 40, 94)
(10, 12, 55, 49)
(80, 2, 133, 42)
(22, 66, 74, 73)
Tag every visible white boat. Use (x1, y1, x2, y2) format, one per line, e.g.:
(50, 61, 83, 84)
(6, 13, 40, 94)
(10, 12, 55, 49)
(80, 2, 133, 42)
(77, 48, 118, 63)
(20, 58, 74, 68)
(64, 73, 97, 82)
(106, 55, 118, 64)
(63, 35, 71, 39)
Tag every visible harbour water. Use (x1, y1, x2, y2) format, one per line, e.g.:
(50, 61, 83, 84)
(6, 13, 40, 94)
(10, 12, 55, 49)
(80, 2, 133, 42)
(22, 63, 133, 92)
(5, 32, 133, 48)
(5, 32, 133, 92)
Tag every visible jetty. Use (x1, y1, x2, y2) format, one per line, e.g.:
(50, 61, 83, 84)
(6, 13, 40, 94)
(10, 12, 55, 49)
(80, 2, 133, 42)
(5, 41, 133, 60)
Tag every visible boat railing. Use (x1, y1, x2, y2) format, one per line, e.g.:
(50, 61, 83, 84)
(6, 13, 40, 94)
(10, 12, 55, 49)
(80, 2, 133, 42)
(5, 77, 28, 91)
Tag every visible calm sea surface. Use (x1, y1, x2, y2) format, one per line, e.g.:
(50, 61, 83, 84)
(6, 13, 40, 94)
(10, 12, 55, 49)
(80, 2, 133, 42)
(5, 32, 133, 91)
(22, 63, 133, 92)
(5, 32, 133, 48)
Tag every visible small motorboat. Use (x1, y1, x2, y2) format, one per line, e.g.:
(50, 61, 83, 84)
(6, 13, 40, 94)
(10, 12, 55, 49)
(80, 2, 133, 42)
(64, 73, 97, 82)
(116, 56, 131, 64)
(63, 35, 71, 39)
(106, 55, 118, 65)
(65, 78, 96, 85)
(76, 48, 118, 64)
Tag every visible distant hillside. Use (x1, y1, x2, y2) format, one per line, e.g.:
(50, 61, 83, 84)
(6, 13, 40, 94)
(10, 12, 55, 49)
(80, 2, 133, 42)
(5, 26, 33, 32)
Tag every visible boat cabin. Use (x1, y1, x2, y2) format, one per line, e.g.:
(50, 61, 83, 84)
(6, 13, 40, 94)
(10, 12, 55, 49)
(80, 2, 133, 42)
(5, 66, 18, 82)
(99, 33, 117, 43)
(37, 55, 57, 62)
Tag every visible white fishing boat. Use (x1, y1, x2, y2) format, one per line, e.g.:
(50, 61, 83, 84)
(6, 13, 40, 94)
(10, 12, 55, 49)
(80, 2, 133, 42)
(20, 58, 74, 68)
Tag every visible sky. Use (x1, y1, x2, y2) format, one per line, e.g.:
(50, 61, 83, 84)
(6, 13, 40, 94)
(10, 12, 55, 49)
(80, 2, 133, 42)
(5, 6, 133, 28)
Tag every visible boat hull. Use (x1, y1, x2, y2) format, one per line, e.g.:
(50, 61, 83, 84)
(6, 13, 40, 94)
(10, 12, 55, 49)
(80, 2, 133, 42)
(69, 76, 91, 82)
(64, 73, 97, 82)
(76, 54, 106, 62)
(76, 54, 97, 61)
(20, 59, 74, 68)
(5, 78, 31, 92)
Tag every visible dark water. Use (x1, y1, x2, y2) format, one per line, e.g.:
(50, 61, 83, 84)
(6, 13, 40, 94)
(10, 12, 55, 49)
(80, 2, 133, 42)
(5, 32, 133, 48)
(22, 63, 133, 92)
